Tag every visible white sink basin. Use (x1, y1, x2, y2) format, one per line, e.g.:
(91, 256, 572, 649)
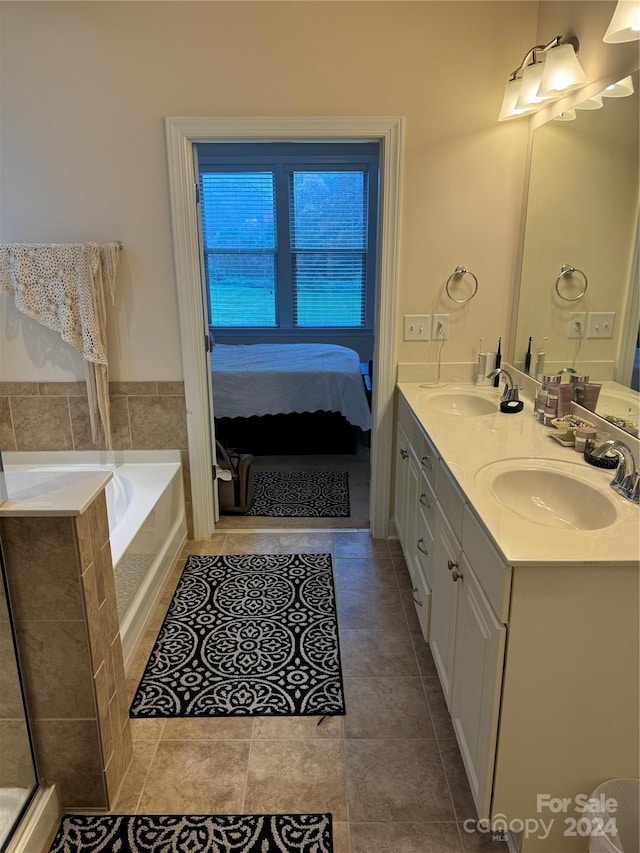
(425, 392, 498, 417)
(475, 459, 619, 531)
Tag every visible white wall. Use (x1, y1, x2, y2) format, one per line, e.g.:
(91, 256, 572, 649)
(1, 1, 539, 381)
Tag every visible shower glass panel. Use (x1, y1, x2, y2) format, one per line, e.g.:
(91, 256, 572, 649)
(0, 522, 38, 851)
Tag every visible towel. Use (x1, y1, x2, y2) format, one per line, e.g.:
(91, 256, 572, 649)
(0, 241, 120, 448)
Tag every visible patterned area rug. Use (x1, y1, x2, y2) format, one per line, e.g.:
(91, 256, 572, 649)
(130, 553, 345, 718)
(244, 471, 350, 517)
(49, 813, 333, 852)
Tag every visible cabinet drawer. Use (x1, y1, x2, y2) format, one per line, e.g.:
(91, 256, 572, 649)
(415, 517, 434, 589)
(438, 463, 464, 541)
(462, 505, 512, 623)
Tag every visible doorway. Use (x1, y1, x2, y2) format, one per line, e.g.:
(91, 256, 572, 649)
(164, 116, 402, 540)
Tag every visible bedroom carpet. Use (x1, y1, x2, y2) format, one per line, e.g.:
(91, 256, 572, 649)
(129, 553, 345, 719)
(244, 471, 350, 517)
(48, 813, 333, 852)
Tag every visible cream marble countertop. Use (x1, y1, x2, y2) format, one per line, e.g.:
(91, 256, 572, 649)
(398, 380, 640, 567)
(0, 469, 112, 516)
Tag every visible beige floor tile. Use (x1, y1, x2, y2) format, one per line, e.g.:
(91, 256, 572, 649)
(334, 531, 389, 558)
(411, 632, 439, 677)
(111, 740, 157, 813)
(244, 739, 348, 820)
(439, 739, 478, 822)
(343, 677, 434, 739)
(332, 820, 352, 853)
(339, 628, 418, 676)
(333, 556, 399, 591)
(345, 739, 455, 822)
(138, 740, 250, 813)
(218, 532, 334, 555)
(350, 821, 463, 852)
(181, 535, 227, 556)
(336, 587, 406, 630)
(161, 717, 254, 740)
(460, 823, 510, 850)
(129, 718, 166, 743)
(253, 715, 344, 739)
(423, 676, 456, 738)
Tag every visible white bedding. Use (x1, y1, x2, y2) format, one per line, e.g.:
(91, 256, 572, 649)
(210, 343, 372, 431)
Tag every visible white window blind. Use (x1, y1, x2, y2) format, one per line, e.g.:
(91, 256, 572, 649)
(197, 143, 379, 333)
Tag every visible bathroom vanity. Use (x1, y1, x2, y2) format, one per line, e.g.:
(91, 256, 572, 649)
(394, 381, 639, 852)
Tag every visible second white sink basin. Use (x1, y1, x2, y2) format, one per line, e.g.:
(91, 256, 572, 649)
(475, 459, 619, 531)
(425, 392, 498, 417)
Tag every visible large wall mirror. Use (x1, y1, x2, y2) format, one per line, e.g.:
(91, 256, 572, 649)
(512, 69, 639, 434)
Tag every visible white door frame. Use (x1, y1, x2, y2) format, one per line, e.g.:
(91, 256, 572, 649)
(165, 116, 403, 540)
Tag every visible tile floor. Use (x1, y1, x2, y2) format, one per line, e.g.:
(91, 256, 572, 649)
(117, 529, 507, 852)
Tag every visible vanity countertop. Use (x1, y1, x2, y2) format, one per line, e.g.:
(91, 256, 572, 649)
(0, 469, 112, 517)
(398, 381, 640, 567)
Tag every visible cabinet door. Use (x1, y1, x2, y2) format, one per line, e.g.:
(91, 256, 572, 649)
(450, 554, 506, 819)
(429, 504, 461, 707)
(394, 420, 410, 551)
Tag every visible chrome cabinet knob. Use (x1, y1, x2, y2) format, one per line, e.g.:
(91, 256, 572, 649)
(447, 559, 457, 571)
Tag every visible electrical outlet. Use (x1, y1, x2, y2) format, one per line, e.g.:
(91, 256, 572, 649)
(567, 312, 587, 339)
(432, 314, 449, 340)
(586, 312, 615, 339)
(403, 314, 431, 341)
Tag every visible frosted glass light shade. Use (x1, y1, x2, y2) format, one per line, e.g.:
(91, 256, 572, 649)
(498, 78, 538, 121)
(515, 62, 558, 109)
(603, 1, 640, 43)
(575, 94, 604, 110)
(602, 75, 635, 97)
(538, 44, 590, 98)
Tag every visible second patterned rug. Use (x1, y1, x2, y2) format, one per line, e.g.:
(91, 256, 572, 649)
(130, 553, 345, 719)
(245, 471, 350, 517)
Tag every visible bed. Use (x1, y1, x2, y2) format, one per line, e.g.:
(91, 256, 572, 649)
(210, 343, 372, 454)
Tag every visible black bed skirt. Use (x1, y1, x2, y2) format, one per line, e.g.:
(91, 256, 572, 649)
(214, 411, 359, 455)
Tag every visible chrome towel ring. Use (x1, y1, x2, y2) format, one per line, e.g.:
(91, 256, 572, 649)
(445, 266, 478, 303)
(555, 264, 588, 301)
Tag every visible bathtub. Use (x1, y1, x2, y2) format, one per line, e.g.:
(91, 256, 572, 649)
(3, 450, 187, 666)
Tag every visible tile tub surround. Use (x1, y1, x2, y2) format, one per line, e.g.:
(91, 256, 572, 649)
(0, 381, 193, 535)
(0, 484, 133, 810)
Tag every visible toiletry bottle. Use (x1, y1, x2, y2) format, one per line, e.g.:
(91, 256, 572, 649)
(556, 383, 572, 418)
(493, 337, 502, 387)
(475, 339, 487, 387)
(484, 351, 496, 384)
(535, 338, 548, 380)
(524, 337, 532, 375)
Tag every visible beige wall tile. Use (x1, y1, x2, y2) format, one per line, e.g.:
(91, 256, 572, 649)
(88, 491, 110, 553)
(109, 381, 157, 396)
(94, 662, 113, 764)
(0, 397, 17, 450)
(10, 396, 73, 450)
(69, 395, 132, 451)
(81, 563, 105, 674)
(0, 720, 36, 789)
(128, 396, 188, 450)
(32, 719, 107, 809)
(2, 516, 82, 622)
(0, 623, 27, 718)
(0, 383, 38, 396)
(20, 621, 95, 719)
(75, 512, 93, 571)
(38, 381, 86, 396)
(156, 381, 184, 396)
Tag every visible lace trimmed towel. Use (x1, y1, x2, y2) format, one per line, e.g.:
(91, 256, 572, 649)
(0, 242, 120, 448)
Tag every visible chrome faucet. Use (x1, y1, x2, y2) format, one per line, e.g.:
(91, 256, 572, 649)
(486, 368, 518, 403)
(556, 367, 577, 376)
(591, 440, 640, 504)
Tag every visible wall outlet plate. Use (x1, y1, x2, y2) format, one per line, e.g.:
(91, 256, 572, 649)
(432, 314, 449, 340)
(586, 312, 615, 339)
(567, 312, 587, 339)
(403, 315, 431, 340)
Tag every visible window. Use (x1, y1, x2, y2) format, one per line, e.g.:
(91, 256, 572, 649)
(196, 143, 379, 334)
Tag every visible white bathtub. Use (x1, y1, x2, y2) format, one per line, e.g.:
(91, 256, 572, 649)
(4, 450, 187, 666)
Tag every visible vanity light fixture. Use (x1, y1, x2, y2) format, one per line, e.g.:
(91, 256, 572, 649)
(553, 108, 577, 122)
(603, 0, 640, 43)
(575, 94, 604, 110)
(498, 36, 590, 121)
(602, 74, 635, 97)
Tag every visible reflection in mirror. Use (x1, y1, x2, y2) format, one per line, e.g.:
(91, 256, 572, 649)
(513, 70, 639, 435)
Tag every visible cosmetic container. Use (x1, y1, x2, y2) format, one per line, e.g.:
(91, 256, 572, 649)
(570, 374, 589, 406)
(556, 384, 572, 418)
(581, 383, 602, 412)
(544, 406, 557, 426)
(575, 427, 597, 453)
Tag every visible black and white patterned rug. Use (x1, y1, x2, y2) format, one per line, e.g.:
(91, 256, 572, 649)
(244, 471, 350, 517)
(130, 553, 345, 718)
(49, 813, 333, 852)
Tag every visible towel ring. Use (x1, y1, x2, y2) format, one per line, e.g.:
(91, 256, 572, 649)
(445, 266, 478, 303)
(555, 264, 588, 301)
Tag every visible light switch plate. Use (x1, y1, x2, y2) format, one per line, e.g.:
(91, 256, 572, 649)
(403, 315, 431, 340)
(586, 312, 615, 339)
